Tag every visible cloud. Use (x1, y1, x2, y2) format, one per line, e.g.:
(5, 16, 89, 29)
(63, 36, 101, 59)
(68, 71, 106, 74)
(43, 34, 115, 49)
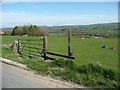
(0, 11, 2, 28)
(2, 0, 119, 2)
(2, 11, 118, 27)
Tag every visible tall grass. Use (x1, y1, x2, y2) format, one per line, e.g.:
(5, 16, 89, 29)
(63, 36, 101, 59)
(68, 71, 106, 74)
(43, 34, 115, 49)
(50, 59, 119, 88)
(20, 58, 119, 88)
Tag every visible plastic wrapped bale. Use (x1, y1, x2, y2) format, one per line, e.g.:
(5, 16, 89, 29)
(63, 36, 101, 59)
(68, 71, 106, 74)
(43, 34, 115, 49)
(111, 46, 116, 49)
(102, 45, 106, 48)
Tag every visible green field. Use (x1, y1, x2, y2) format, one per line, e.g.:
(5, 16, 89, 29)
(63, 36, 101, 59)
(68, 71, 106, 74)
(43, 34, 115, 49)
(2, 36, 118, 70)
(2, 35, 119, 87)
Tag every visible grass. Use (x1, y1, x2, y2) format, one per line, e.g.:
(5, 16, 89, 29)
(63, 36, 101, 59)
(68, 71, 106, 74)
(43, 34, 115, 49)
(2, 36, 118, 70)
(81, 28, 118, 34)
(2, 47, 21, 62)
(1, 35, 119, 88)
(48, 36, 118, 70)
(21, 58, 120, 88)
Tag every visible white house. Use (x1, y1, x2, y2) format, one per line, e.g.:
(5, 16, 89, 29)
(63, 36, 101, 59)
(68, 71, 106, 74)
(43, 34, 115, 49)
(0, 31, 5, 35)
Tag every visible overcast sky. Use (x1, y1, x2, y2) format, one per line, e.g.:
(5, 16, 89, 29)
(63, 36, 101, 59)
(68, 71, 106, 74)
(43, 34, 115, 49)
(1, 1, 118, 27)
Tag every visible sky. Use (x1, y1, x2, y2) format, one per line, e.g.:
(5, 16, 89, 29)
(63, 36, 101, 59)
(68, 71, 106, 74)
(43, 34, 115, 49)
(1, 1, 118, 27)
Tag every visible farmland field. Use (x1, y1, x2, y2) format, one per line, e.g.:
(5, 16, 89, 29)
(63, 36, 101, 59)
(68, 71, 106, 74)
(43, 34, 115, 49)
(2, 36, 118, 70)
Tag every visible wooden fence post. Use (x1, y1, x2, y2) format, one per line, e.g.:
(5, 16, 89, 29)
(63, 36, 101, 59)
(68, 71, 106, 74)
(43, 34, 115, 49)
(17, 39, 20, 53)
(68, 30, 71, 56)
(43, 36, 48, 60)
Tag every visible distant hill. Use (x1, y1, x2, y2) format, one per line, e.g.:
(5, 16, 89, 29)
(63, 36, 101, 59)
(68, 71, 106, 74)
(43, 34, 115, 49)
(46, 22, 118, 34)
(2, 28, 13, 32)
(2, 22, 119, 35)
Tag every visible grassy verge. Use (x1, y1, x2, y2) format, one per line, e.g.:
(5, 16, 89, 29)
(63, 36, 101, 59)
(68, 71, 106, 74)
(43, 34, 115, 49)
(22, 58, 119, 88)
(2, 48, 119, 88)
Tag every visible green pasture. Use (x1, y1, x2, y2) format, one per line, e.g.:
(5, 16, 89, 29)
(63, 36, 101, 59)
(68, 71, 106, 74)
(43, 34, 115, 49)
(2, 36, 118, 70)
(81, 28, 118, 34)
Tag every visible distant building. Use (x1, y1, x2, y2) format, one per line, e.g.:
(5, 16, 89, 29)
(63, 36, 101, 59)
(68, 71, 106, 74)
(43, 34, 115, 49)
(0, 31, 5, 35)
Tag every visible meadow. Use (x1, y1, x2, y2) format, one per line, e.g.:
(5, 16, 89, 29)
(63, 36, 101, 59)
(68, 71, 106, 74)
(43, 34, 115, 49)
(2, 35, 119, 88)
(2, 36, 118, 70)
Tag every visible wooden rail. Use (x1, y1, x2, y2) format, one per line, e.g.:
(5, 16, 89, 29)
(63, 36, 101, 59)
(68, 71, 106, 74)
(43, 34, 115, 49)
(22, 46, 41, 50)
(21, 42, 43, 46)
(20, 51, 41, 57)
(22, 48, 41, 53)
(19, 39, 42, 41)
(20, 52, 41, 58)
(46, 51, 75, 59)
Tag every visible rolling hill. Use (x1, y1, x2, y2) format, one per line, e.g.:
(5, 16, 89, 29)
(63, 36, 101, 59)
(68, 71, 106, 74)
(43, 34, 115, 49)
(2, 22, 119, 35)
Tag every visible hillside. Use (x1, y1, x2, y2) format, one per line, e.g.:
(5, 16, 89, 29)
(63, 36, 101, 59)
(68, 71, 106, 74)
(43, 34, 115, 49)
(2, 22, 118, 35)
(47, 22, 118, 34)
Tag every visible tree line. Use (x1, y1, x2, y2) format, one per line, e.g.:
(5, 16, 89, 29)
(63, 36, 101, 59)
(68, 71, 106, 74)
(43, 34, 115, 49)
(11, 25, 48, 36)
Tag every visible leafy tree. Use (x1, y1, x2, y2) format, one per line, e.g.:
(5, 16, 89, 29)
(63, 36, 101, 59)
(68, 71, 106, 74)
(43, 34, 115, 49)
(34, 25, 37, 28)
(22, 25, 27, 35)
(29, 25, 36, 36)
(11, 26, 19, 35)
(34, 26, 48, 36)
(11, 25, 48, 36)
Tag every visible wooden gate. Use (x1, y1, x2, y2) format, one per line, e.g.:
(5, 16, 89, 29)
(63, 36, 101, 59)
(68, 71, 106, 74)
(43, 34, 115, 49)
(18, 36, 47, 60)
(16, 25, 75, 60)
(17, 35, 75, 60)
